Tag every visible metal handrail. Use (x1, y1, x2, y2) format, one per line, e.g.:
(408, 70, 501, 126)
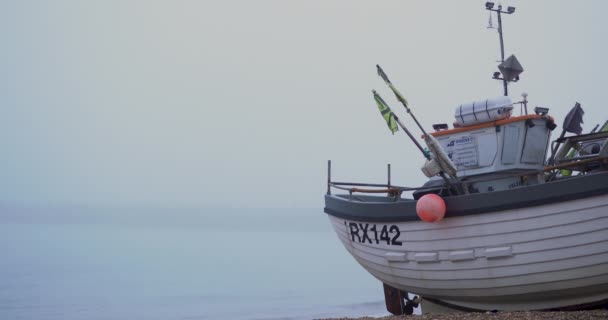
(327, 160, 437, 196)
(331, 182, 397, 188)
(331, 183, 437, 194)
(545, 156, 608, 172)
(329, 181, 435, 192)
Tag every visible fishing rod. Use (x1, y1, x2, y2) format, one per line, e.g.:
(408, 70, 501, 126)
(373, 90, 459, 195)
(375, 65, 463, 194)
(376, 65, 431, 138)
(373, 90, 429, 160)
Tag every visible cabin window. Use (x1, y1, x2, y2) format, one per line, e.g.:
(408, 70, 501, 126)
(521, 121, 549, 164)
(475, 130, 498, 167)
(501, 125, 520, 164)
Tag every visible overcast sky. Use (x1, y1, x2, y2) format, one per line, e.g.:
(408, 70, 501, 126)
(1, 1, 607, 209)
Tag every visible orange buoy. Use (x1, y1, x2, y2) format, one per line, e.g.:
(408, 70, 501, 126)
(416, 194, 446, 223)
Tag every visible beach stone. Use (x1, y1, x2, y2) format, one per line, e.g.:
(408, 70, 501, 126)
(317, 310, 608, 320)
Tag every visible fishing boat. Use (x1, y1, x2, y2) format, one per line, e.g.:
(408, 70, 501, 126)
(324, 3, 608, 315)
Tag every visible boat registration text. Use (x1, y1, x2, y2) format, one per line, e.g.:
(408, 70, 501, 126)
(345, 222, 402, 246)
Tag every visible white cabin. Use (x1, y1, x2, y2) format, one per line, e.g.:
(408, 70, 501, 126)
(430, 97, 555, 192)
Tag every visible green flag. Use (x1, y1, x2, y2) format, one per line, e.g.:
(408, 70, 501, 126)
(377, 64, 409, 107)
(388, 83, 409, 107)
(373, 90, 399, 134)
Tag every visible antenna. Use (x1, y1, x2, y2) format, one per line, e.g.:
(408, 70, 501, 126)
(487, 12, 494, 29)
(485, 2, 521, 96)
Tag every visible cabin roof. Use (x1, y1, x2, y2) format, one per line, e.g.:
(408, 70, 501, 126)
(429, 114, 554, 137)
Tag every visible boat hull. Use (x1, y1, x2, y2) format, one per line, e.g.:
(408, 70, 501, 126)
(325, 178, 608, 311)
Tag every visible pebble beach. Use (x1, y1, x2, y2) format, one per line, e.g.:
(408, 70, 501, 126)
(321, 310, 608, 320)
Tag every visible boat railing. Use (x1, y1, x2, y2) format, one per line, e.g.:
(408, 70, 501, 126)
(548, 131, 608, 179)
(329, 182, 438, 193)
(328, 182, 443, 201)
(544, 155, 608, 174)
(553, 131, 608, 161)
(326, 160, 445, 199)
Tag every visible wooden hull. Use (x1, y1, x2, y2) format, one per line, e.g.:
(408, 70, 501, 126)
(326, 192, 608, 311)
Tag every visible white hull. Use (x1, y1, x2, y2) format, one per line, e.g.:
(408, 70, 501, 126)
(328, 194, 608, 310)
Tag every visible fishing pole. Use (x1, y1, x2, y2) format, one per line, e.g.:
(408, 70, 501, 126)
(375, 65, 463, 194)
(373, 90, 430, 160)
(376, 65, 430, 138)
(373, 90, 458, 195)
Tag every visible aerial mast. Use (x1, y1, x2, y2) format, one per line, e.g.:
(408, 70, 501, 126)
(485, 2, 523, 96)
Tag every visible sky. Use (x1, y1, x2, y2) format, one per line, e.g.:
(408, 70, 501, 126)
(1, 1, 607, 209)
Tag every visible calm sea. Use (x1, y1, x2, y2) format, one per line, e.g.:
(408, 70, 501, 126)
(0, 206, 387, 320)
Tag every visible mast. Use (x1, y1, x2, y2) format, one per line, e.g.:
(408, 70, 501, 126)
(485, 2, 521, 96)
(496, 6, 507, 95)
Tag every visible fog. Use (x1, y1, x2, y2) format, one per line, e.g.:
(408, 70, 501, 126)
(1, 1, 607, 209)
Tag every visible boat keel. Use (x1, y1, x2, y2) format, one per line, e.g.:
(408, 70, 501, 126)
(382, 283, 419, 315)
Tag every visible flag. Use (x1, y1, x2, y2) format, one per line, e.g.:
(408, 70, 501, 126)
(373, 90, 399, 134)
(377, 64, 409, 107)
(563, 102, 584, 135)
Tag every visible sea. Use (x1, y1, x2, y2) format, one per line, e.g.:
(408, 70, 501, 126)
(0, 206, 389, 320)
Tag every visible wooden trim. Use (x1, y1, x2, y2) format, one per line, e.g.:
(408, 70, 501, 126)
(543, 156, 608, 172)
(429, 114, 554, 137)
